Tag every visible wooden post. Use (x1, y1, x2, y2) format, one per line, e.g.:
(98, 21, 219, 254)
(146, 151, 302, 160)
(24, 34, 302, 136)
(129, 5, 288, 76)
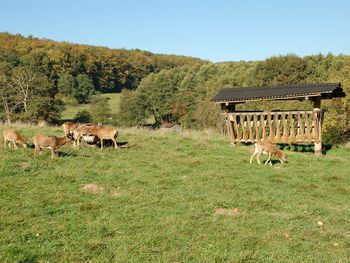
(247, 114, 254, 142)
(222, 103, 236, 146)
(241, 113, 247, 142)
(268, 112, 274, 142)
(313, 97, 322, 155)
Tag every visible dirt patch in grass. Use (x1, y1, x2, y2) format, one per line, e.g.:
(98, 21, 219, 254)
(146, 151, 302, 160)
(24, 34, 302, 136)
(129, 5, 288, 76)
(111, 191, 123, 197)
(214, 208, 240, 217)
(81, 184, 104, 194)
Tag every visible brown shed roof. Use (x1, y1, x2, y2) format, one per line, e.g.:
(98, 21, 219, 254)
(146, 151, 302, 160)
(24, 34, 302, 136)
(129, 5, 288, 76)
(211, 83, 345, 103)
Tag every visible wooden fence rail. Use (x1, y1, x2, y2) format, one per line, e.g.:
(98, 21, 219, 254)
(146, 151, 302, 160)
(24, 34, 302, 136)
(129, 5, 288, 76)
(226, 110, 324, 144)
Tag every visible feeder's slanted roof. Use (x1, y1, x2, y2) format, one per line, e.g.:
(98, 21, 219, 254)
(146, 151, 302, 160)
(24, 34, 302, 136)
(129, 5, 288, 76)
(211, 83, 345, 103)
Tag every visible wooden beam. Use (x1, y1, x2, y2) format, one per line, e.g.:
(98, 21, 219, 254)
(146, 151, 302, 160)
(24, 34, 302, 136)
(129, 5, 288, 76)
(312, 97, 322, 155)
(214, 94, 328, 104)
(222, 104, 237, 146)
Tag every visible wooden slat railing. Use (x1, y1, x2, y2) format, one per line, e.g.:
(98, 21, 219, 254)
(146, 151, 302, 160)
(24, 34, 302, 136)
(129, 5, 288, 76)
(226, 110, 324, 144)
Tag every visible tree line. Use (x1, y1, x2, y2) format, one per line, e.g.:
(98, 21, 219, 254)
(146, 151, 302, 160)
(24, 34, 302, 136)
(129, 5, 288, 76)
(0, 32, 207, 123)
(119, 54, 350, 144)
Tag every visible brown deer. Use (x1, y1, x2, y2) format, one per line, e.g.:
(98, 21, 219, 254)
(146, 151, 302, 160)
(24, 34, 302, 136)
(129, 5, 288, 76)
(90, 126, 118, 149)
(3, 129, 28, 149)
(62, 122, 79, 137)
(33, 133, 69, 158)
(250, 141, 287, 166)
(72, 125, 96, 147)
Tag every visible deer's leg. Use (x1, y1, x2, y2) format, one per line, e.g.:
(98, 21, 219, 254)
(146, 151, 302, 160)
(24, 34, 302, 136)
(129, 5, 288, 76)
(265, 152, 271, 165)
(256, 152, 262, 165)
(269, 154, 273, 166)
(112, 138, 118, 149)
(250, 151, 257, 164)
(50, 148, 56, 159)
(3, 138, 7, 148)
(13, 142, 18, 150)
(34, 145, 40, 155)
(100, 138, 104, 149)
(74, 135, 80, 147)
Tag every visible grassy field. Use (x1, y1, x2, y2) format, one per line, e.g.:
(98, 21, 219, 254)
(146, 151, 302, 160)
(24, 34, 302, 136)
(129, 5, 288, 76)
(0, 125, 350, 262)
(62, 93, 121, 120)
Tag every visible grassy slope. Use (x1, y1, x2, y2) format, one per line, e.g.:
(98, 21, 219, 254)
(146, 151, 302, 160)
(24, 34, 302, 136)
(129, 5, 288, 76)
(62, 93, 121, 120)
(0, 125, 349, 262)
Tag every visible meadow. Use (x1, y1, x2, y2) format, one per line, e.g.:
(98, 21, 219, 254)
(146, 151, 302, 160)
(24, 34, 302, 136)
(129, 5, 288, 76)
(0, 125, 349, 262)
(61, 93, 121, 120)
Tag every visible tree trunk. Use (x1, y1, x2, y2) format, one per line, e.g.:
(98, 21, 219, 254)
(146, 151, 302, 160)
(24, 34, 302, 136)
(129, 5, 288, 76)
(23, 98, 28, 112)
(1, 96, 12, 124)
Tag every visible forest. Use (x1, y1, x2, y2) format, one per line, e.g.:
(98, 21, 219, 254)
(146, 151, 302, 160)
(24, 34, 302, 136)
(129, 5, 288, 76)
(0, 32, 206, 123)
(1, 32, 350, 143)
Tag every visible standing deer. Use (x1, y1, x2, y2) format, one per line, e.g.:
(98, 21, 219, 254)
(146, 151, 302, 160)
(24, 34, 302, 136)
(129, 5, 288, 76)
(90, 126, 118, 149)
(32, 133, 69, 158)
(3, 129, 28, 149)
(250, 141, 287, 166)
(62, 122, 79, 137)
(72, 125, 96, 147)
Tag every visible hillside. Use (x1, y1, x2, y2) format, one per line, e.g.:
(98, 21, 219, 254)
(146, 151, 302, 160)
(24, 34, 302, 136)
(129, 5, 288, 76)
(0, 125, 349, 262)
(0, 32, 208, 124)
(0, 32, 208, 92)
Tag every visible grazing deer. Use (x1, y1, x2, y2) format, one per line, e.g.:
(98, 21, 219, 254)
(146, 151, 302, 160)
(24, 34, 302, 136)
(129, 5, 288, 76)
(90, 126, 118, 149)
(32, 133, 69, 158)
(72, 125, 96, 147)
(3, 129, 28, 149)
(250, 141, 287, 166)
(62, 122, 79, 137)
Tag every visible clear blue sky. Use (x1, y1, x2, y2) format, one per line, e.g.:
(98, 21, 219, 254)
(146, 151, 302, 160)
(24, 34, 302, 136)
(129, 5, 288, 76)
(1, 0, 349, 62)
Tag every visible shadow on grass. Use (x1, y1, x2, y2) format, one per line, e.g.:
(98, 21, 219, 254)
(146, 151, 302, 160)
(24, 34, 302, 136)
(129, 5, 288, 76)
(93, 140, 129, 148)
(56, 151, 78, 158)
(250, 159, 284, 166)
(240, 142, 333, 155)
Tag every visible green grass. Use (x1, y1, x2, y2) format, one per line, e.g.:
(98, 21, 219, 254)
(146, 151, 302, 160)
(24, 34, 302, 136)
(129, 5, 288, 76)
(61, 93, 121, 120)
(0, 125, 350, 262)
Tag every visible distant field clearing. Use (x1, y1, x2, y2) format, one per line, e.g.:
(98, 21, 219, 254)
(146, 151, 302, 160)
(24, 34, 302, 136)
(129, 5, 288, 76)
(61, 93, 121, 120)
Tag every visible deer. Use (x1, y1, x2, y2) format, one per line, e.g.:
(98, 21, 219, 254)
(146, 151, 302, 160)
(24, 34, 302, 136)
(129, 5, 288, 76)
(90, 126, 118, 149)
(62, 122, 79, 137)
(72, 125, 98, 147)
(250, 141, 287, 166)
(3, 129, 28, 149)
(32, 133, 69, 158)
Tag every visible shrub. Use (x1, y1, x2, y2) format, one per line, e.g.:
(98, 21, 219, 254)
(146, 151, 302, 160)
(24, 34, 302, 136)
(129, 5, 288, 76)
(90, 97, 111, 124)
(74, 110, 91, 123)
(323, 128, 350, 145)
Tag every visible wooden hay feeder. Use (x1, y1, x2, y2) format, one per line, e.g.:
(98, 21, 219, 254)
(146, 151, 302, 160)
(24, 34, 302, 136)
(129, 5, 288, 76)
(211, 83, 346, 155)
